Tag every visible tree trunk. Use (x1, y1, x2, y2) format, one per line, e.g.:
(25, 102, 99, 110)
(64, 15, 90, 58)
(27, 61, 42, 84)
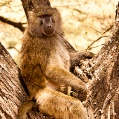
(0, 42, 26, 119)
(0, 0, 119, 119)
(84, 8, 119, 119)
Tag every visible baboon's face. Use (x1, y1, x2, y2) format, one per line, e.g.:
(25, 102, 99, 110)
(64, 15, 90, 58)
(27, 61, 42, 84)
(39, 15, 55, 36)
(27, 6, 60, 37)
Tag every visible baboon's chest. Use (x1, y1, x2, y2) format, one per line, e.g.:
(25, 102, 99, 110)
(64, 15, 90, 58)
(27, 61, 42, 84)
(52, 42, 70, 69)
(33, 37, 70, 69)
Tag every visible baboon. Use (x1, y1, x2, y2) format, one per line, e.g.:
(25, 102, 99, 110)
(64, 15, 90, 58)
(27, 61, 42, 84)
(18, 4, 93, 119)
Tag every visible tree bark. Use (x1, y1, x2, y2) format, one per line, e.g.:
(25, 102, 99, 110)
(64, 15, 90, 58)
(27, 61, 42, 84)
(0, 42, 26, 119)
(84, 7, 119, 119)
(85, 31, 119, 118)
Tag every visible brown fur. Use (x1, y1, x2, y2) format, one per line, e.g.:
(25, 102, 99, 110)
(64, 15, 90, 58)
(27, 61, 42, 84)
(18, 5, 88, 119)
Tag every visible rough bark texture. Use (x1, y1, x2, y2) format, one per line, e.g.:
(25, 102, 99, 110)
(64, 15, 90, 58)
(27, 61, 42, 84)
(80, 6, 119, 118)
(85, 23, 119, 118)
(0, 42, 26, 119)
(71, 3, 119, 119)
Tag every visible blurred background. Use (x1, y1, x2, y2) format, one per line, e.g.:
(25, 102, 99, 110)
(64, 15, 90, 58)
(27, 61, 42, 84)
(0, 0, 118, 63)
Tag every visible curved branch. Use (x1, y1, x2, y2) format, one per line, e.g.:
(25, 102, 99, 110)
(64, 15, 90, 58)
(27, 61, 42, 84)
(86, 36, 108, 50)
(0, 16, 25, 32)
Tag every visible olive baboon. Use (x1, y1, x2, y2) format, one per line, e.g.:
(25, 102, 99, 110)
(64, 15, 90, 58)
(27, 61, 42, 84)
(18, 4, 93, 119)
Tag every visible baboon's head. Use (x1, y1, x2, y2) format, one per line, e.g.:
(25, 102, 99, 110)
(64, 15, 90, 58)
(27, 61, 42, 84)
(27, 5, 62, 37)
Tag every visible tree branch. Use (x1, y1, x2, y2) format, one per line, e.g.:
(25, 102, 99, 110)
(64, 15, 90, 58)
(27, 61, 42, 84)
(0, 16, 25, 32)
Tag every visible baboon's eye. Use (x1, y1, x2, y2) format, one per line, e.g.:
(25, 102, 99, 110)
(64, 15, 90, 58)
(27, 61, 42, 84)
(39, 14, 52, 18)
(39, 15, 45, 18)
(40, 19, 43, 25)
(52, 18, 55, 23)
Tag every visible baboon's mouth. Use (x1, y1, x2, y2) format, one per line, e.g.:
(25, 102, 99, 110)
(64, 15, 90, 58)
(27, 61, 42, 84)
(43, 28, 55, 36)
(42, 24, 55, 36)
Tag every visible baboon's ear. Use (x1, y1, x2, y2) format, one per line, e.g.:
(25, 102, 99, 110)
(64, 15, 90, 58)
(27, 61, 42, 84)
(46, 1, 51, 6)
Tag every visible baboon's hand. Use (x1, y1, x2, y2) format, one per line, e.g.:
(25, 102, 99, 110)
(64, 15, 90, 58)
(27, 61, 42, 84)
(72, 87, 87, 102)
